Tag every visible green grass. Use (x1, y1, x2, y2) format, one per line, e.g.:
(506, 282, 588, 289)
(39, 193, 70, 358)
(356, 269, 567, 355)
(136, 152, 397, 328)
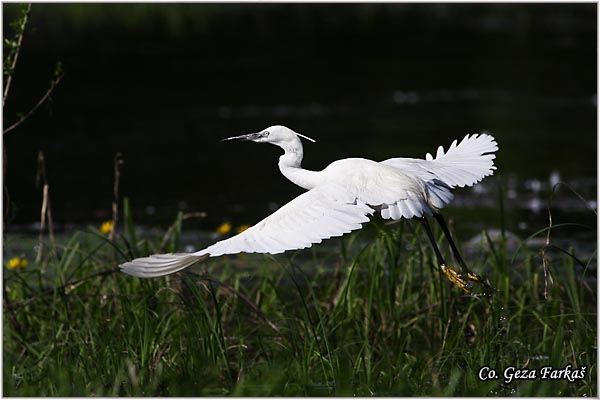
(3, 201, 596, 396)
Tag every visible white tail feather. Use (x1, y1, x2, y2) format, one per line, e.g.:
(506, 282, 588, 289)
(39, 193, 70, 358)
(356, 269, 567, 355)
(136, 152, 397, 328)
(382, 133, 498, 190)
(119, 253, 207, 278)
(426, 133, 498, 188)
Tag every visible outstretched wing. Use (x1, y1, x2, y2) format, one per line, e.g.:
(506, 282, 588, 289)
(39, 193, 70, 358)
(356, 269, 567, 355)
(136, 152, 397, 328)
(120, 253, 208, 278)
(198, 183, 374, 257)
(120, 184, 374, 278)
(382, 133, 498, 188)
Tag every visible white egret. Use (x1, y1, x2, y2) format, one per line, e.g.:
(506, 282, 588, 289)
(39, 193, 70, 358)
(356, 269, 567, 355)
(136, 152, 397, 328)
(120, 125, 498, 293)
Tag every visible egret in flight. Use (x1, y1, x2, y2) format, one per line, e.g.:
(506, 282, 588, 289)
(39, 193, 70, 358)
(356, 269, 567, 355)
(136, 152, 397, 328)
(120, 125, 498, 293)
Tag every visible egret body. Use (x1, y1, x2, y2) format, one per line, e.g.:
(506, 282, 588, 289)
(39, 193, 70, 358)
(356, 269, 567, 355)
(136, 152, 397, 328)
(120, 125, 498, 293)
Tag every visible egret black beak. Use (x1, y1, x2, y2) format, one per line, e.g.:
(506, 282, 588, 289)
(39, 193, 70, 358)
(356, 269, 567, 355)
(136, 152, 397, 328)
(221, 132, 261, 142)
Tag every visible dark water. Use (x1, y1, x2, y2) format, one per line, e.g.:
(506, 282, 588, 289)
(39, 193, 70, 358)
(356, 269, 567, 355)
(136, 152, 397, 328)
(3, 4, 597, 241)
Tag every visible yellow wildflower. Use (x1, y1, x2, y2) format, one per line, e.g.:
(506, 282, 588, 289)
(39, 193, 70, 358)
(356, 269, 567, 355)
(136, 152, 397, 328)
(236, 224, 250, 234)
(100, 220, 114, 235)
(7, 257, 20, 269)
(6, 256, 28, 270)
(216, 222, 232, 235)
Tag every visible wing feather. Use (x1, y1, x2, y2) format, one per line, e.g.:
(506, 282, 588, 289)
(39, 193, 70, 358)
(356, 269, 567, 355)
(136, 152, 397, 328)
(381, 133, 498, 189)
(405, 193, 423, 218)
(381, 206, 391, 219)
(397, 200, 413, 219)
(196, 184, 374, 257)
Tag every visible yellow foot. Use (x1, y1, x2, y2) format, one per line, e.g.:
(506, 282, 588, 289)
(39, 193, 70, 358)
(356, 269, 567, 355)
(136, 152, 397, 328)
(440, 264, 472, 294)
(465, 271, 495, 293)
(465, 271, 484, 283)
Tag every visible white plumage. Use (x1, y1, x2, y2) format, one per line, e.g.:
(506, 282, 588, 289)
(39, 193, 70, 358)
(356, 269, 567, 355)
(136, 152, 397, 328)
(120, 126, 498, 279)
(382, 133, 498, 188)
(202, 183, 374, 257)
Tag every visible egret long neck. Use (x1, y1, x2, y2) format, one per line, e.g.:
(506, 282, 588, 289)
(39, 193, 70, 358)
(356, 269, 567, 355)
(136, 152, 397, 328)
(277, 139, 320, 190)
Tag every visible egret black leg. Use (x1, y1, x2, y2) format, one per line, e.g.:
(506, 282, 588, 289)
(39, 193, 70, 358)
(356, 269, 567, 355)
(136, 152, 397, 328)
(418, 217, 472, 294)
(432, 213, 469, 271)
(432, 212, 492, 290)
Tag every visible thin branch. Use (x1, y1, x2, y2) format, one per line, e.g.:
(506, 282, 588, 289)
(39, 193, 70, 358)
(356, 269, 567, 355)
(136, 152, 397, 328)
(159, 211, 207, 251)
(3, 73, 63, 135)
(35, 152, 55, 263)
(109, 153, 124, 241)
(3, 3, 31, 105)
(35, 183, 49, 263)
(4, 268, 120, 311)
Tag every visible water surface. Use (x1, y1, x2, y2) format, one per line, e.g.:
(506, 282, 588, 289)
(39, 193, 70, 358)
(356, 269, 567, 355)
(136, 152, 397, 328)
(3, 4, 596, 242)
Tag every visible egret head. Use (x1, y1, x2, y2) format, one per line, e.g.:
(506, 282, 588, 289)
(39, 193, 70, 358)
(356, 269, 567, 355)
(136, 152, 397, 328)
(222, 125, 316, 146)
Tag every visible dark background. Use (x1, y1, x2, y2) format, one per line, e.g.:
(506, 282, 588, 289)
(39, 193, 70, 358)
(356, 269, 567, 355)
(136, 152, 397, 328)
(3, 3, 596, 232)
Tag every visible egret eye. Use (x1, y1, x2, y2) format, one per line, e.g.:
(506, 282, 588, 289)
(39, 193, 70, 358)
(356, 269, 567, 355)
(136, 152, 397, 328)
(263, 131, 270, 137)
